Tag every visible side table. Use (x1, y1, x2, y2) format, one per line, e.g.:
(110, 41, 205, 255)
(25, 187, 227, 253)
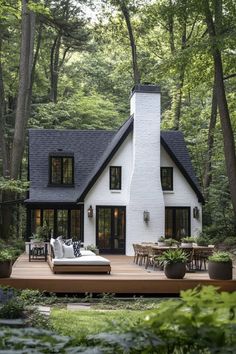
(29, 242, 48, 262)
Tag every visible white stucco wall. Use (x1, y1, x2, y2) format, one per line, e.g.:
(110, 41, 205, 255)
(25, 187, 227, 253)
(83, 134, 133, 247)
(160, 146, 202, 237)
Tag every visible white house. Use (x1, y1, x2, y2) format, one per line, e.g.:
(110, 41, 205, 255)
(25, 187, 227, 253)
(26, 84, 204, 256)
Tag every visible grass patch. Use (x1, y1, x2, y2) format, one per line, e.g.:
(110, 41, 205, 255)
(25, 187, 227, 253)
(50, 309, 144, 343)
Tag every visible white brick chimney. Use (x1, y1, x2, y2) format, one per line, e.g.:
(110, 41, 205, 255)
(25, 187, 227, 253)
(126, 84, 165, 255)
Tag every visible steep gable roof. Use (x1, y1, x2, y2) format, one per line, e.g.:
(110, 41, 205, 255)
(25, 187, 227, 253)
(26, 118, 204, 205)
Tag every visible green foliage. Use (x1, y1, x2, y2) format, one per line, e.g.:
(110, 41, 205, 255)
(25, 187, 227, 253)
(208, 251, 232, 263)
(181, 236, 196, 243)
(0, 249, 15, 261)
(0, 327, 75, 353)
(196, 236, 210, 246)
(223, 236, 236, 246)
(157, 249, 188, 264)
(158, 236, 166, 242)
(164, 238, 179, 246)
(0, 298, 24, 319)
(83, 286, 236, 353)
(86, 244, 99, 252)
(32, 223, 50, 242)
(0, 178, 29, 193)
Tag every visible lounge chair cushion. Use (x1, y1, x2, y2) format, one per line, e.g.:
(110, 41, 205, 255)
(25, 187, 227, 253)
(52, 255, 110, 266)
(51, 238, 63, 259)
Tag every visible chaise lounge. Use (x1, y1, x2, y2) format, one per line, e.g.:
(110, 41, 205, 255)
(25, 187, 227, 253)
(48, 238, 111, 274)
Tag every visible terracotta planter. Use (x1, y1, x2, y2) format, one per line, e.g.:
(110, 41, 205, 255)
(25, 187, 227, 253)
(0, 260, 12, 278)
(208, 260, 232, 280)
(164, 262, 186, 279)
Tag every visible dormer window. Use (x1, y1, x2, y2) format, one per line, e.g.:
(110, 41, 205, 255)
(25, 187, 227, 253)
(49, 155, 74, 185)
(161, 167, 173, 191)
(110, 166, 121, 190)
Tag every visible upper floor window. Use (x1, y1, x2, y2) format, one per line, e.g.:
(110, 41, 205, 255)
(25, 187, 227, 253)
(50, 156, 74, 185)
(161, 167, 173, 191)
(110, 166, 122, 190)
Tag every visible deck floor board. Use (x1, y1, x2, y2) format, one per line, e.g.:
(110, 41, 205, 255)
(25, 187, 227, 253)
(0, 253, 235, 294)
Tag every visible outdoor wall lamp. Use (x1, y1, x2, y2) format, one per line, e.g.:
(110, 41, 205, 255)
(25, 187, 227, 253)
(193, 206, 200, 219)
(143, 211, 150, 223)
(87, 205, 94, 218)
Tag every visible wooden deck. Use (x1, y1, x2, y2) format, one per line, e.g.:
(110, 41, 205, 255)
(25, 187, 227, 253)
(0, 254, 236, 294)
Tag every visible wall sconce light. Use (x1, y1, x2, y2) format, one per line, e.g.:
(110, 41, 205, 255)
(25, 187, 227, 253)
(87, 205, 93, 218)
(143, 211, 150, 223)
(193, 206, 200, 219)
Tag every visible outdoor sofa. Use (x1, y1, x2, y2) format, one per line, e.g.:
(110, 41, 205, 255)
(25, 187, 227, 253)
(48, 238, 111, 274)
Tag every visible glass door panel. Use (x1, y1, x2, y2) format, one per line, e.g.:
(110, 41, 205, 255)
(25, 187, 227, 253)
(97, 206, 125, 254)
(165, 207, 190, 240)
(57, 210, 68, 237)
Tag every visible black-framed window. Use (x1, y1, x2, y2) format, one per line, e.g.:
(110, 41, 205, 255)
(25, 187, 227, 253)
(110, 166, 122, 190)
(50, 156, 74, 185)
(30, 208, 83, 241)
(161, 167, 173, 191)
(165, 207, 190, 240)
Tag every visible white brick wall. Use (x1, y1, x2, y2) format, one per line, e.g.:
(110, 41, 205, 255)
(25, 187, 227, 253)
(83, 88, 202, 256)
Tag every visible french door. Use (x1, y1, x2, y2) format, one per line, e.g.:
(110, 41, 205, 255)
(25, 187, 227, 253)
(96, 206, 126, 254)
(165, 207, 191, 240)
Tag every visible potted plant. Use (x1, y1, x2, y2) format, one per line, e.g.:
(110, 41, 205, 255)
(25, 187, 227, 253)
(196, 236, 209, 247)
(164, 238, 179, 247)
(86, 244, 99, 255)
(181, 237, 195, 248)
(208, 251, 233, 280)
(158, 249, 188, 279)
(158, 236, 166, 247)
(0, 250, 14, 278)
(31, 224, 49, 244)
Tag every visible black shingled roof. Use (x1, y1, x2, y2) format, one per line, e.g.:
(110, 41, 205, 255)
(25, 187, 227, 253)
(26, 118, 204, 205)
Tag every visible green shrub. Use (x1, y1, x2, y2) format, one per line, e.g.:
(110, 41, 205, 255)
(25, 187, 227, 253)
(0, 298, 24, 319)
(223, 236, 236, 246)
(208, 251, 232, 263)
(157, 249, 188, 264)
(196, 236, 209, 246)
(181, 236, 196, 243)
(84, 286, 236, 353)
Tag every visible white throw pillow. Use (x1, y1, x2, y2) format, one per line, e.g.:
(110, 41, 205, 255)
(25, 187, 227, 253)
(62, 244, 75, 258)
(53, 239, 63, 259)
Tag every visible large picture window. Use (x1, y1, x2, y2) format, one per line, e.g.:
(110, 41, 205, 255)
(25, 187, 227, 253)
(110, 166, 122, 190)
(165, 207, 190, 240)
(50, 156, 74, 185)
(161, 167, 173, 191)
(30, 208, 83, 240)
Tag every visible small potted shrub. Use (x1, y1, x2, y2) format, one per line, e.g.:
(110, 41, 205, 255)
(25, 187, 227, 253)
(158, 236, 166, 247)
(208, 251, 233, 280)
(164, 238, 179, 247)
(0, 250, 14, 278)
(196, 236, 209, 247)
(86, 244, 99, 255)
(158, 249, 188, 279)
(181, 237, 195, 248)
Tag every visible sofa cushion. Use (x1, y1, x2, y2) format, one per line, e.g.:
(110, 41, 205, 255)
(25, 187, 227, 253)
(62, 244, 75, 258)
(52, 255, 110, 266)
(53, 239, 63, 259)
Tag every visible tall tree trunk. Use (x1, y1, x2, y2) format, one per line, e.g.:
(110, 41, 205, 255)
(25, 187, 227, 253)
(0, 35, 8, 177)
(203, 79, 217, 198)
(50, 34, 61, 103)
(203, 0, 236, 219)
(119, 0, 140, 85)
(10, 0, 35, 179)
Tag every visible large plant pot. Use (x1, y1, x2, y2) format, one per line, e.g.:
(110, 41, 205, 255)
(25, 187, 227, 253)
(164, 262, 186, 279)
(0, 260, 12, 278)
(208, 260, 232, 280)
